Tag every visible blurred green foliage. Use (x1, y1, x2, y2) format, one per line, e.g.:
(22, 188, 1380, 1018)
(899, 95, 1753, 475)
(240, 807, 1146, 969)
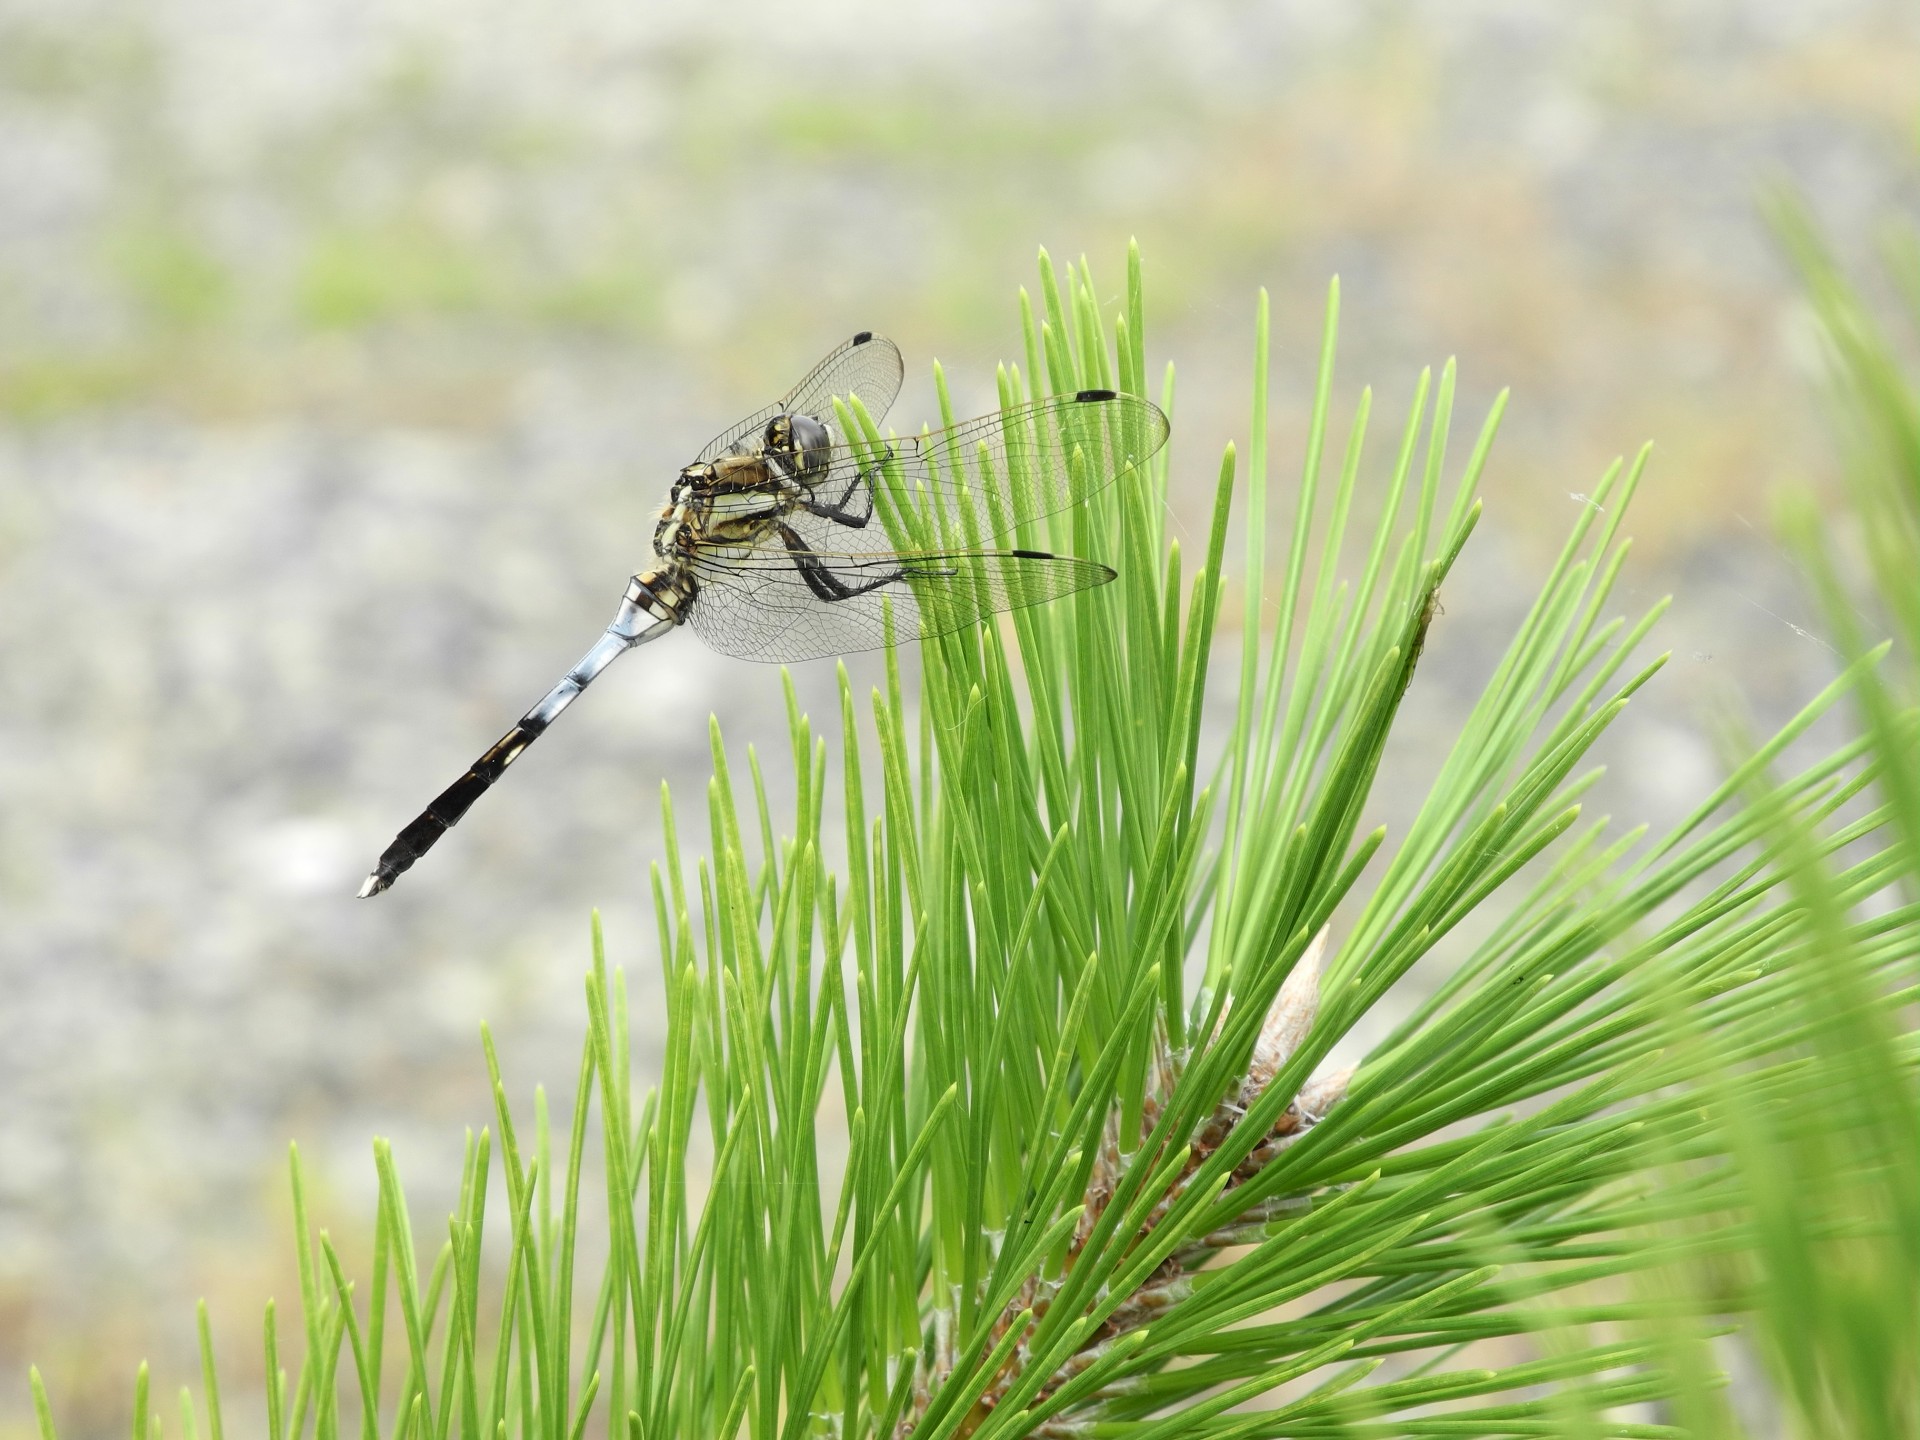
(105, 219, 233, 329)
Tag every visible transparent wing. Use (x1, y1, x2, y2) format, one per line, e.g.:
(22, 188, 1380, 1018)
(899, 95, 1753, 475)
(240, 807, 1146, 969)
(797, 388, 1169, 549)
(684, 543, 1115, 664)
(695, 332, 906, 463)
(782, 332, 905, 430)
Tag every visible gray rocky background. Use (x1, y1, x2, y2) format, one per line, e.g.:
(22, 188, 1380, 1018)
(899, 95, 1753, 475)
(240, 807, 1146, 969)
(3, 0, 1917, 1430)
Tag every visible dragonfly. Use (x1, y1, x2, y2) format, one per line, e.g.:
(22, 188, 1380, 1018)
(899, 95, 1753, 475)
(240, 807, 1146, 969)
(358, 331, 1170, 896)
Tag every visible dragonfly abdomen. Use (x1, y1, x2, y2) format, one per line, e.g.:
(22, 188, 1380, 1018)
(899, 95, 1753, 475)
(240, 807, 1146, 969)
(356, 725, 536, 896)
(356, 572, 687, 897)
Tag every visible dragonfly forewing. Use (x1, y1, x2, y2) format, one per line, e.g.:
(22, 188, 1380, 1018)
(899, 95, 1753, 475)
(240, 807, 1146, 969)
(695, 330, 905, 464)
(815, 388, 1170, 554)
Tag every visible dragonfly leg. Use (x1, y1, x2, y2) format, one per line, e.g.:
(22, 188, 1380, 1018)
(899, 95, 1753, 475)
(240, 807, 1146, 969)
(775, 522, 910, 603)
(799, 458, 886, 529)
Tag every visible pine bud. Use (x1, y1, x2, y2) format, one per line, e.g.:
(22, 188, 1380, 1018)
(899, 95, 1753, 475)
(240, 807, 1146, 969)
(1246, 925, 1330, 1095)
(1296, 1064, 1354, 1121)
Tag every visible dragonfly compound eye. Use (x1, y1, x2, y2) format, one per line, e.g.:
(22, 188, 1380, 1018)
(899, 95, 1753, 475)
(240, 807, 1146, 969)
(790, 413, 831, 474)
(768, 411, 832, 481)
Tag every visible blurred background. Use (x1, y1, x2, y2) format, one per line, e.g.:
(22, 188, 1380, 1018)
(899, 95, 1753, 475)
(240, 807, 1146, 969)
(3, 0, 1916, 1430)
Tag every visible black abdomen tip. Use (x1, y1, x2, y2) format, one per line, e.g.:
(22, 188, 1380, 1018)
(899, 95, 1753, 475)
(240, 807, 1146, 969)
(1074, 388, 1117, 402)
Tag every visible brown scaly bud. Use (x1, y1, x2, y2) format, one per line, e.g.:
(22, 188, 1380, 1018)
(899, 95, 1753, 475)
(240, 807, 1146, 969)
(1071, 1025, 1184, 1257)
(1296, 1063, 1354, 1122)
(1229, 1062, 1354, 1186)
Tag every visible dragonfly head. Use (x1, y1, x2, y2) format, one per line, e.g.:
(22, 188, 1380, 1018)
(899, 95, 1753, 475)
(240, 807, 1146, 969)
(765, 411, 832, 482)
(657, 465, 711, 554)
